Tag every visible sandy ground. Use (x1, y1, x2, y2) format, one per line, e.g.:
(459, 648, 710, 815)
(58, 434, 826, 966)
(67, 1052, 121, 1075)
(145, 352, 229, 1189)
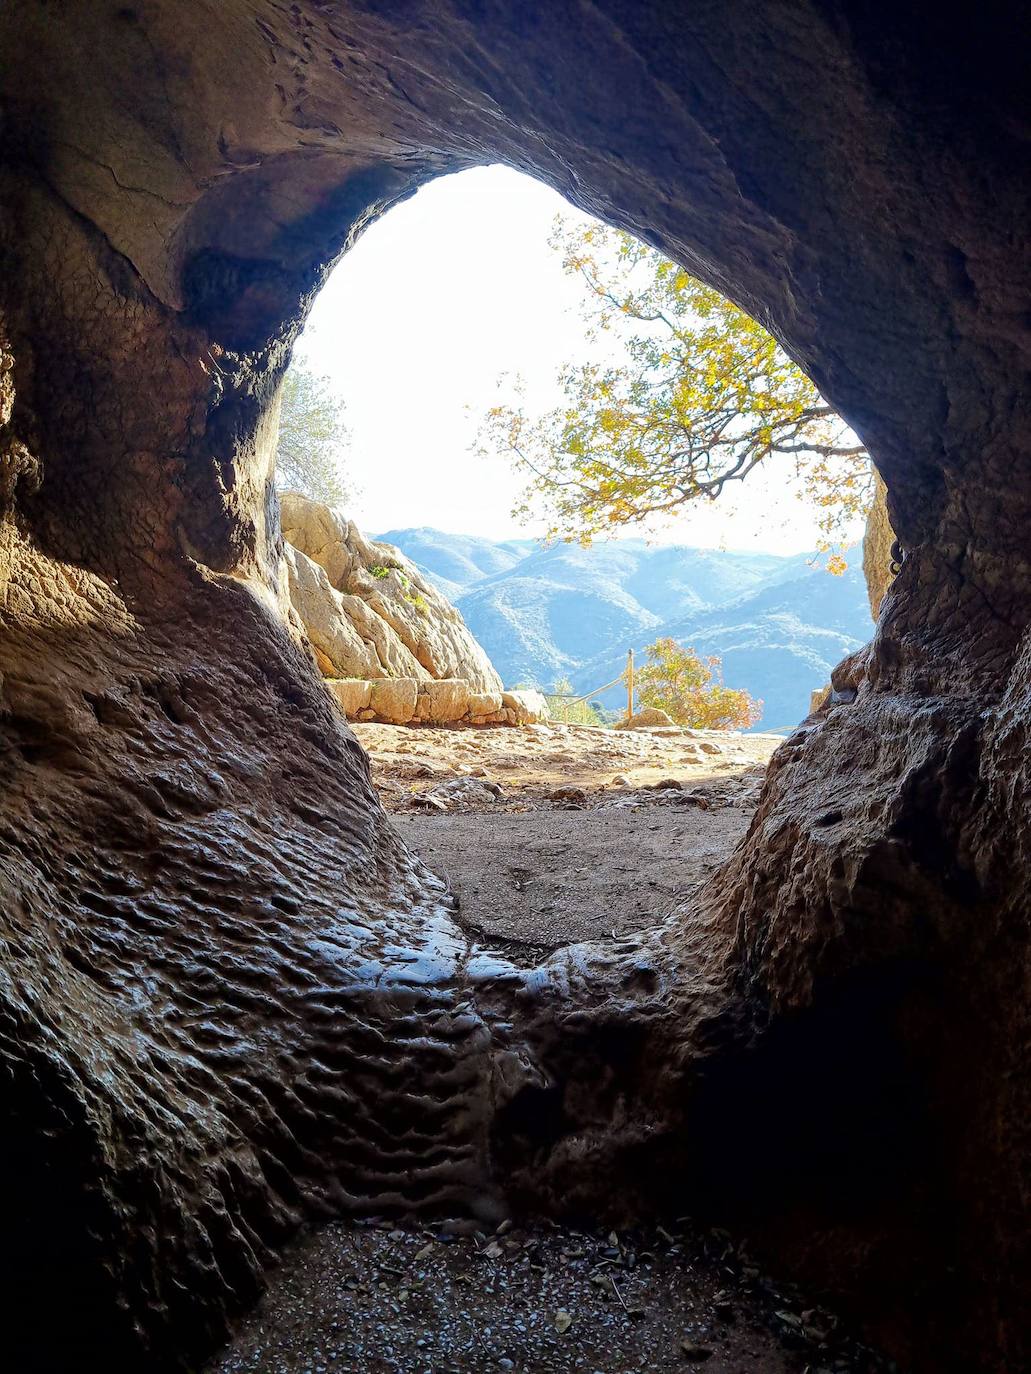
(363, 719, 776, 957)
(208, 722, 895, 1374)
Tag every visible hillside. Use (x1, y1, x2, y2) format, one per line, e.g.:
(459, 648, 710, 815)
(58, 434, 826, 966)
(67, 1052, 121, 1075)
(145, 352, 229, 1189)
(375, 529, 874, 731)
(375, 526, 532, 600)
(571, 563, 868, 732)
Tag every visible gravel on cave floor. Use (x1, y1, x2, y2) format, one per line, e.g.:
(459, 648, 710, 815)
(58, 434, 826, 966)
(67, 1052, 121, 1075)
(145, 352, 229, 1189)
(209, 1216, 898, 1374)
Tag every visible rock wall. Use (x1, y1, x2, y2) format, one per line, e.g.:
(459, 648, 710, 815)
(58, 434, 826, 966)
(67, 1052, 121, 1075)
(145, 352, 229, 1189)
(0, 5, 1028, 1373)
(862, 475, 897, 619)
(282, 492, 503, 693)
(327, 679, 548, 727)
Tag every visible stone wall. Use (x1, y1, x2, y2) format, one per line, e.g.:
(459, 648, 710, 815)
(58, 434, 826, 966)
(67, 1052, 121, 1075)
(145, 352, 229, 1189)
(327, 679, 548, 727)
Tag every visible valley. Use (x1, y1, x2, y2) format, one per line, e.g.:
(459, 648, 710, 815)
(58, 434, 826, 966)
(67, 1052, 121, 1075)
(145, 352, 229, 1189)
(378, 530, 873, 731)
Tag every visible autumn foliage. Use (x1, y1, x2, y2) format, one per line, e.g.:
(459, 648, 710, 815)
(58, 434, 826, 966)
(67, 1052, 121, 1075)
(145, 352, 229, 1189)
(480, 219, 871, 566)
(633, 638, 762, 731)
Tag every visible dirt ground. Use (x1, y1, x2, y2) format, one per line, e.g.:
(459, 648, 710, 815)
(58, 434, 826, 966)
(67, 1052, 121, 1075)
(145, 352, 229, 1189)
(364, 720, 776, 957)
(400, 809, 749, 960)
(208, 722, 896, 1374)
(210, 1215, 895, 1374)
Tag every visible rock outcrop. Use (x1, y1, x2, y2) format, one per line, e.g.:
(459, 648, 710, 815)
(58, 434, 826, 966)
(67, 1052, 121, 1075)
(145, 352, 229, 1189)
(282, 493, 502, 693)
(325, 680, 547, 727)
(0, 5, 1027, 1373)
(617, 706, 676, 729)
(862, 475, 897, 619)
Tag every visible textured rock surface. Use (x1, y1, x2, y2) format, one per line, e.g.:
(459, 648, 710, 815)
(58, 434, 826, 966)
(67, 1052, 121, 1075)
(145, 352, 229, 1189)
(0, 4, 1028, 1373)
(414, 678, 471, 724)
(324, 677, 538, 727)
(283, 542, 388, 678)
(369, 677, 420, 726)
(618, 706, 676, 729)
(862, 475, 897, 619)
(326, 677, 372, 716)
(502, 688, 550, 725)
(282, 493, 502, 692)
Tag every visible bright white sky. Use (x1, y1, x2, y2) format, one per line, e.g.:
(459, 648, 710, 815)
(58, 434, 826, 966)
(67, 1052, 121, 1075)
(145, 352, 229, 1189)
(294, 165, 862, 554)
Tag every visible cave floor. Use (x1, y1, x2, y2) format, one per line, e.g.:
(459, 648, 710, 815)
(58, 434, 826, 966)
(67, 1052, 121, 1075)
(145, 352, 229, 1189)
(210, 723, 889, 1374)
(208, 1214, 895, 1374)
(367, 719, 775, 956)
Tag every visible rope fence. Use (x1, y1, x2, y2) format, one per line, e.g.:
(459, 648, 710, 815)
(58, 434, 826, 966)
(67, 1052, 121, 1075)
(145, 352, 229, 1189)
(547, 650, 637, 721)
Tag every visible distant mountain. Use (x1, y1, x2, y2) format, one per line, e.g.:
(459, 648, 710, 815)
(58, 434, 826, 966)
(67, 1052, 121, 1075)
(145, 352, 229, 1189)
(375, 527, 532, 598)
(570, 562, 869, 732)
(375, 528, 874, 731)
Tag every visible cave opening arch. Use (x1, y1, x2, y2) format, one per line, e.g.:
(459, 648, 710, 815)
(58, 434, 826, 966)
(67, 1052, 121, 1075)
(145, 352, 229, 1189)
(0, 4, 1028, 1373)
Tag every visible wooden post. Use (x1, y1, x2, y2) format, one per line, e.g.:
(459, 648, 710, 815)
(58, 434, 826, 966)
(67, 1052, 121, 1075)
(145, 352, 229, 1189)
(626, 648, 634, 723)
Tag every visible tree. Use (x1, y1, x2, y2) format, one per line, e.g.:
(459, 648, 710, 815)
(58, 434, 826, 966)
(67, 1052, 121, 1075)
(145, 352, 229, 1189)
(479, 220, 871, 569)
(275, 361, 351, 506)
(633, 637, 762, 730)
(546, 676, 608, 726)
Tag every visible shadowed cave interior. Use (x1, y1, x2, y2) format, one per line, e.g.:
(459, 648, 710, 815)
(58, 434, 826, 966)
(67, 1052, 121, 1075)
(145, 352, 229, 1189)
(0, 2, 1028, 1371)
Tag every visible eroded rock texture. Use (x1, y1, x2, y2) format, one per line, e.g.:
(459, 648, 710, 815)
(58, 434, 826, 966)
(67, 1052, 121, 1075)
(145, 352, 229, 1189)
(863, 475, 896, 619)
(0, 3, 1028, 1371)
(282, 491, 503, 689)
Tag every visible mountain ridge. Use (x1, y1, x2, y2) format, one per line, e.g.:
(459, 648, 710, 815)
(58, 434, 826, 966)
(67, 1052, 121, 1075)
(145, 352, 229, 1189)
(374, 527, 873, 731)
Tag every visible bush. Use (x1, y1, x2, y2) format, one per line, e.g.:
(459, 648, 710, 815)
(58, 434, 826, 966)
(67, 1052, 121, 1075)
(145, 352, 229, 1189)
(632, 638, 761, 730)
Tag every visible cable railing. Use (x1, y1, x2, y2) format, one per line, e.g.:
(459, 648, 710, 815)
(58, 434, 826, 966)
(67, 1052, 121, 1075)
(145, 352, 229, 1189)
(546, 649, 637, 722)
(546, 649, 801, 733)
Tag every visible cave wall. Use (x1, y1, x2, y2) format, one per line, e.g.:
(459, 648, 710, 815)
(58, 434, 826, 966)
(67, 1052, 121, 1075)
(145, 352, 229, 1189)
(863, 473, 895, 619)
(0, 3, 1028, 1371)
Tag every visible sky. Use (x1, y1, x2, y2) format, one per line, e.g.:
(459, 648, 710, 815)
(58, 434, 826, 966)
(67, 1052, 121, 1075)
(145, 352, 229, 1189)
(294, 165, 864, 555)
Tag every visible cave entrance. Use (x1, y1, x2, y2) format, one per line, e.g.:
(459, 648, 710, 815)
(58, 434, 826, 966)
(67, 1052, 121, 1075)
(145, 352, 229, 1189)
(275, 165, 876, 956)
(3, 4, 1023, 1370)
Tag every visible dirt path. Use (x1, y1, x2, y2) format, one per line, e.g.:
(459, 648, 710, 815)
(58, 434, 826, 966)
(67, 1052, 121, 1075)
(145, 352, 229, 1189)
(208, 722, 893, 1374)
(367, 719, 774, 956)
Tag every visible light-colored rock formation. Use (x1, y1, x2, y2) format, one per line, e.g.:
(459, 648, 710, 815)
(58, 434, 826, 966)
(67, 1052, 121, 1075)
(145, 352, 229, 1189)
(617, 706, 676, 729)
(369, 677, 420, 725)
(281, 493, 502, 693)
(467, 690, 503, 718)
(283, 543, 399, 678)
(413, 678, 470, 724)
(322, 678, 547, 727)
(502, 689, 550, 724)
(326, 678, 372, 716)
(862, 474, 896, 620)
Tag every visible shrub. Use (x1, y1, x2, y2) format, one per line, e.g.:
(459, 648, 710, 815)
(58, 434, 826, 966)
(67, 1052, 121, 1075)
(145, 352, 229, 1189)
(632, 638, 761, 730)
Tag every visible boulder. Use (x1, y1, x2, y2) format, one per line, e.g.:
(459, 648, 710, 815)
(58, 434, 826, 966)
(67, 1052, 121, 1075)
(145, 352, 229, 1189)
(369, 678, 419, 724)
(501, 689, 550, 724)
(415, 678, 471, 724)
(419, 776, 505, 808)
(617, 707, 675, 729)
(326, 679, 372, 716)
(281, 493, 503, 692)
(467, 690, 503, 717)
